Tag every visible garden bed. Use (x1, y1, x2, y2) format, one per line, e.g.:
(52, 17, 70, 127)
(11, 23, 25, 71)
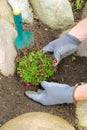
(0, 1, 87, 129)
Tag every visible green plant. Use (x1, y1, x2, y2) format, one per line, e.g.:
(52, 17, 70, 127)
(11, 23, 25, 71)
(76, 0, 83, 10)
(70, 0, 84, 10)
(71, 55, 76, 62)
(16, 50, 57, 86)
(0, 124, 2, 127)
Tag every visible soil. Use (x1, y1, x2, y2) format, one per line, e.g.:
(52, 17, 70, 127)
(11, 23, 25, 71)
(0, 1, 87, 130)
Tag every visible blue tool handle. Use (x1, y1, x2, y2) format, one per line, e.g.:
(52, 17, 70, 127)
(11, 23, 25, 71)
(13, 10, 23, 39)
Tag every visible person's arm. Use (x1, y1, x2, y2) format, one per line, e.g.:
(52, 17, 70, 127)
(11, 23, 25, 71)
(74, 83, 87, 102)
(42, 18, 87, 66)
(25, 81, 75, 105)
(25, 18, 87, 105)
(25, 82, 87, 105)
(69, 18, 87, 42)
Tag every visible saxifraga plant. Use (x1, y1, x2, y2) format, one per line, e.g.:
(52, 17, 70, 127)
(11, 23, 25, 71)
(16, 50, 57, 87)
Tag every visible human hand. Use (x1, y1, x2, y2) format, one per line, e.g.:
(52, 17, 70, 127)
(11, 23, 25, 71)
(42, 33, 81, 66)
(25, 81, 75, 105)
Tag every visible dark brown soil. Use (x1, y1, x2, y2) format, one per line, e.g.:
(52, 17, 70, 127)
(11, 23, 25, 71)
(0, 2, 87, 130)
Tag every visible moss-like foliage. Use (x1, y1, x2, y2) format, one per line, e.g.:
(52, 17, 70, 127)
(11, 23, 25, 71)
(16, 50, 57, 86)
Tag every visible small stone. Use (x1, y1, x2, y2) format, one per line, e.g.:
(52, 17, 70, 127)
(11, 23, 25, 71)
(45, 28, 48, 31)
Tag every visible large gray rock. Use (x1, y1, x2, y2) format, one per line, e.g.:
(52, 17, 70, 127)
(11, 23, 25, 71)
(30, 0, 74, 29)
(1, 112, 75, 130)
(0, 0, 14, 24)
(8, 0, 33, 24)
(0, 19, 17, 77)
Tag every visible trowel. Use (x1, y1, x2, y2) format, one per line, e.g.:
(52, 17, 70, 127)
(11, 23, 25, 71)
(13, 9, 34, 50)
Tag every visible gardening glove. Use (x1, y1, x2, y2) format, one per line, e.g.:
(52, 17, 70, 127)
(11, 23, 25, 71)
(25, 81, 75, 105)
(42, 33, 81, 66)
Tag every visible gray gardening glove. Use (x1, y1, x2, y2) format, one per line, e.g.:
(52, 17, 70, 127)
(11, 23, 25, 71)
(25, 81, 75, 105)
(42, 33, 81, 66)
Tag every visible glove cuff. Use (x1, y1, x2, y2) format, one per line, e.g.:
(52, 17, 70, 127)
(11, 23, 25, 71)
(64, 86, 75, 103)
(64, 33, 81, 45)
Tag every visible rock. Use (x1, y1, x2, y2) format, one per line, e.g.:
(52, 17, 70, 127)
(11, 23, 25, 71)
(76, 101, 87, 128)
(0, 0, 14, 24)
(74, 40, 87, 57)
(8, 0, 33, 24)
(0, 112, 75, 130)
(0, 19, 17, 77)
(81, 2, 87, 19)
(30, 0, 74, 29)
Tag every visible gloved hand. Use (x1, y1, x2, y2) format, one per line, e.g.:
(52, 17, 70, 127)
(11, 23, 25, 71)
(42, 33, 81, 66)
(25, 81, 75, 105)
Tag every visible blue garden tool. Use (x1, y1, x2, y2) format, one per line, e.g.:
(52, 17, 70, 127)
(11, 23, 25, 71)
(13, 9, 34, 50)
